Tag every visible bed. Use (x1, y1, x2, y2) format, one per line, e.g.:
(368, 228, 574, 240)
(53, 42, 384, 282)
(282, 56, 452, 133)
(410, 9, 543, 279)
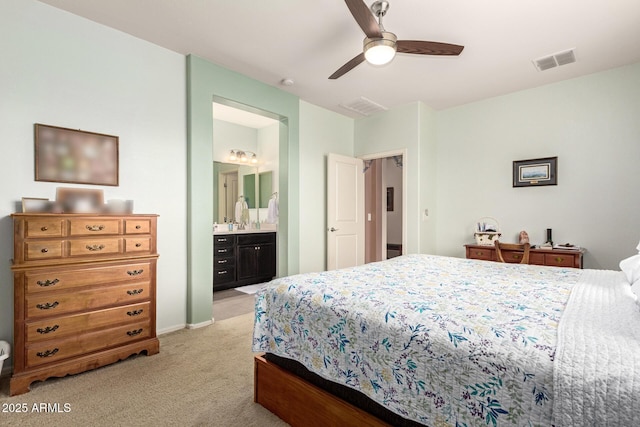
(252, 254, 640, 426)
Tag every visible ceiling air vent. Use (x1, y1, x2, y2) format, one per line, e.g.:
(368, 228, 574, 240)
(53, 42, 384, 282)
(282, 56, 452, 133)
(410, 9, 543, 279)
(340, 97, 388, 116)
(533, 48, 576, 71)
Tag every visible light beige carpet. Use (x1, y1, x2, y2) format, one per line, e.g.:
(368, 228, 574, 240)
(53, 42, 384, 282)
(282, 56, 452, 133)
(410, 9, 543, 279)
(0, 313, 288, 427)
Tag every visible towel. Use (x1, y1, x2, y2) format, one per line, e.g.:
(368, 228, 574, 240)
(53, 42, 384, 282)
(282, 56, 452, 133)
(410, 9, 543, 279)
(266, 197, 278, 223)
(235, 200, 248, 223)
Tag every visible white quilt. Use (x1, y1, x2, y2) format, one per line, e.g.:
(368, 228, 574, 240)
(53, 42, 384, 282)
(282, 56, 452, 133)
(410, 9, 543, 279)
(553, 269, 640, 426)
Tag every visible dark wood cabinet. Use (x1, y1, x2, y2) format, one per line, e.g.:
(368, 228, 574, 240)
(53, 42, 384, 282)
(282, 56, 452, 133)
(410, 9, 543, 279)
(464, 244, 584, 268)
(213, 232, 276, 291)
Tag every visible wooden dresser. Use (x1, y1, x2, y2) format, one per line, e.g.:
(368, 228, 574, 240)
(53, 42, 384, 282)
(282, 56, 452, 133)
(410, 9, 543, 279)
(10, 213, 160, 395)
(465, 244, 584, 268)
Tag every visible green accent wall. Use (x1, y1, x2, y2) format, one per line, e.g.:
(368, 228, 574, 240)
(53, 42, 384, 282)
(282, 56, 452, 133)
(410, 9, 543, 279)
(186, 55, 299, 325)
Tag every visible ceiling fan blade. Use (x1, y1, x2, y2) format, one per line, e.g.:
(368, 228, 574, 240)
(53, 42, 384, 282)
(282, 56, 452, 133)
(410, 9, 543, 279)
(344, 0, 382, 38)
(397, 40, 464, 56)
(329, 52, 366, 79)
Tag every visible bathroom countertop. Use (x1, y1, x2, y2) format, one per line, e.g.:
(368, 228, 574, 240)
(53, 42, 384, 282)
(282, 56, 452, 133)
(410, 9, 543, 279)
(213, 228, 277, 235)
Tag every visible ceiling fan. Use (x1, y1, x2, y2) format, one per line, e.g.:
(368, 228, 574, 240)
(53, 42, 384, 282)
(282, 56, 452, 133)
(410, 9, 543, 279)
(329, 0, 464, 79)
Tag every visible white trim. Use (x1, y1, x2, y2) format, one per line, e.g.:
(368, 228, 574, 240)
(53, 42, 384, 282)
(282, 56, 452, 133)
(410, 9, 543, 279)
(185, 319, 214, 330)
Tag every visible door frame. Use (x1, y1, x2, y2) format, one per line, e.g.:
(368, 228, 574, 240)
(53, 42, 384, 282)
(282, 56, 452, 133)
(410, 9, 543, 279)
(361, 149, 407, 259)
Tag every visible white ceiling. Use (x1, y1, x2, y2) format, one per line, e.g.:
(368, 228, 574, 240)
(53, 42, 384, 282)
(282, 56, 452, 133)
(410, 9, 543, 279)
(39, 0, 640, 118)
(212, 102, 278, 129)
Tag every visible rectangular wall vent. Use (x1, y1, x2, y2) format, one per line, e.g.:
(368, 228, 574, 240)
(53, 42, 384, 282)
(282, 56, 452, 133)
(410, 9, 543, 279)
(340, 96, 388, 116)
(533, 48, 576, 71)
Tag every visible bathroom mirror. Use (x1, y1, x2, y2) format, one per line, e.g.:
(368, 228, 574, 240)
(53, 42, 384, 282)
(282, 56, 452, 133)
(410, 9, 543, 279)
(214, 161, 258, 223)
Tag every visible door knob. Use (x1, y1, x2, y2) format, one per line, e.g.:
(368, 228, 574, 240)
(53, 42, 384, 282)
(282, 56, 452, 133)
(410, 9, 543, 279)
(329, 227, 339, 232)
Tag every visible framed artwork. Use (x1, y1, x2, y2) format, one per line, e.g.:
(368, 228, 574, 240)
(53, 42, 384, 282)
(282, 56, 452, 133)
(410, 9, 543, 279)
(387, 187, 394, 211)
(56, 187, 104, 213)
(513, 157, 557, 187)
(35, 123, 119, 186)
(22, 197, 53, 213)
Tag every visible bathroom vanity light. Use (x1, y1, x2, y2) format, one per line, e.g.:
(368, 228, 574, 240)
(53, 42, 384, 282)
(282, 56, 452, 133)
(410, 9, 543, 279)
(229, 149, 258, 164)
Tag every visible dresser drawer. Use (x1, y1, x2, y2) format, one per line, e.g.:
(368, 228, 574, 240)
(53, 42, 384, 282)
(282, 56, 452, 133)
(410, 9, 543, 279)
(125, 219, 151, 234)
(544, 253, 577, 268)
(26, 321, 151, 368)
(124, 237, 151, 253)
(25, 262, 151, 294)
(69, 237, 123, 257)
(69, 218, 121, 236)
(26, 302, 150, 343)
(24, 219, 64, 238)
(24, 241, 64, 261)
(26, 282, 150, 319)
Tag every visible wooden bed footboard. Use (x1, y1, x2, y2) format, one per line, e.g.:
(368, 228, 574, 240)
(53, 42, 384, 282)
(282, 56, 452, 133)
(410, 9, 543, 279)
(254, 354, 390, 426)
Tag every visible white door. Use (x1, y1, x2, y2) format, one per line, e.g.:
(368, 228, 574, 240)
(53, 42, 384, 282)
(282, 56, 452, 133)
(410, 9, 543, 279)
(327, 153, 365, 270)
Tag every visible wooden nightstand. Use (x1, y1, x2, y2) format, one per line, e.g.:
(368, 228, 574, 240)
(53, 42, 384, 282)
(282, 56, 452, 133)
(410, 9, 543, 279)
(465, 244, 584, 268)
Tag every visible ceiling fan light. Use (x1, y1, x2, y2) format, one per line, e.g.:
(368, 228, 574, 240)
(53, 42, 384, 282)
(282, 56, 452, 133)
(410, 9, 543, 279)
(364, 32, 397, 65)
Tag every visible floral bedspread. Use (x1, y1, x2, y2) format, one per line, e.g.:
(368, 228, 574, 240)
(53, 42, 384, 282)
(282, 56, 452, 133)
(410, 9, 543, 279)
(252, 254, 581, 426)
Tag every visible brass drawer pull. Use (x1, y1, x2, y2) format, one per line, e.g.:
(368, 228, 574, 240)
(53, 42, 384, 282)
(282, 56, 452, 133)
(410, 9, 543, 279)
(127, 289, 144, 296)
(135, 225, 142, 229)
(127, 309, 144, 316)
(127, 269, 144, 276)
(37, 348, 59, 358)
(40, 226, 48, 231)
(86, 225, 105, 232)
(36, 301, 59, 310)
(555, 257, 564, 262)
(127, 329, 143, 337)
(37, 325, 60, 334)
(41, 248, 49, 253)
(135, 243, 142, 247)
(86, 244, 105, 251)
(37, 278, 59, 287)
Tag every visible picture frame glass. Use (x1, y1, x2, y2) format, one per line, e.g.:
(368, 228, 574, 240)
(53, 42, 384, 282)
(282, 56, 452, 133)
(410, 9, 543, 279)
(35, 123, 119, 186)
(513, 157, 557, 187)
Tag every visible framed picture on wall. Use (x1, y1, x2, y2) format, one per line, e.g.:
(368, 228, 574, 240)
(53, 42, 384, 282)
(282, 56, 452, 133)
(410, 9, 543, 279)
(387, 187, 394, 211)
(513, 157, 557, 187)
(35, 123, 119, 186)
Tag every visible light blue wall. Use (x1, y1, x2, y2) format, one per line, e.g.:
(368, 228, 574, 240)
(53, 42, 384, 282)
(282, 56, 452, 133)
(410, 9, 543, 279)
(0, 0, 188, 369)
(354, 103, 424, 254)
(186, 55, 299, 325)
(434, 62, 640, 269)
(299, 101, 355, 273)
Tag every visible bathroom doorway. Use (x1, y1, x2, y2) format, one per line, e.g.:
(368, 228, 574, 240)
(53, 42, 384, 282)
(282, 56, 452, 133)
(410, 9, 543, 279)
(363, 152, 405, 263)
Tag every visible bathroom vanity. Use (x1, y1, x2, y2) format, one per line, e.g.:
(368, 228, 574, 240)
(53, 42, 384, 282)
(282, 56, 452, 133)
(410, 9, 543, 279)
(213, 230, 276, 292)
